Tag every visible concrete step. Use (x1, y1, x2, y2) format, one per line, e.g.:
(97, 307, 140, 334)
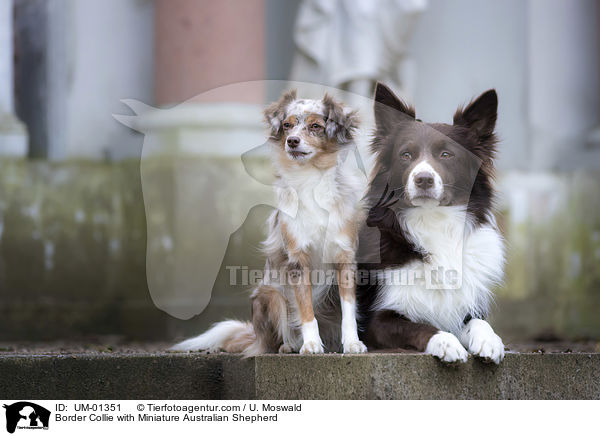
(1, 352, 598, 400)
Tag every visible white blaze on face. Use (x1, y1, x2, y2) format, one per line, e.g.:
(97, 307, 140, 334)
(286, 124, 303, 140)
(283, 99, 326, 158)
(407, 160, 444, 205)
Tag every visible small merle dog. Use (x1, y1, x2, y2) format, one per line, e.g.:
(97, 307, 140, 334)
(173, 90, 367, 356)
(357, 83, 505, 364)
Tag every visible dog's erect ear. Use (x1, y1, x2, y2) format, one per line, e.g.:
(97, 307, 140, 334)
(263, 89, 297, 140)
(373, 82, 415, 135)
(322, 93, 360, 144)
(374, 83, 415, 117)
(453, 89, 498, 139)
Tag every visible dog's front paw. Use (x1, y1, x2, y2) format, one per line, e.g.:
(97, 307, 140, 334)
(464, 320, 504, 364)
(425, 331, 468, 364)
(343, 340, 367, 354)
(300, 340, 324, 354)
(366, 184, 400, 231)
(278, 343, 294, 354)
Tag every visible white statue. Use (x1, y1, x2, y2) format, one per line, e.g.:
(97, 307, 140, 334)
(291, 0, 427, 101)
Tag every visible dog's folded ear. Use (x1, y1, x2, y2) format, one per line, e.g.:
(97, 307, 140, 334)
(322, 93, 360, 144)
(263, 89, 297, 140)
(373, 82, 416, 136)
(453, 89, 498, 139)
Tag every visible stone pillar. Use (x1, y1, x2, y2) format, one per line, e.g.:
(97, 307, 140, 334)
(139, 0, 269, 320)
(0, 0, 27, 157)
(586, 0, 600, 149)
(154, 0, 265, 105)
(528, 0, 599, 169)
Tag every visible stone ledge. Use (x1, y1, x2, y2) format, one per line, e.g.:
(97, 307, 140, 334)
(1, 352, 598, 400)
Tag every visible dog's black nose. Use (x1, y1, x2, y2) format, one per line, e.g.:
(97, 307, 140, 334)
(414, 172, 434, 189)
(286, 136, 300, 148)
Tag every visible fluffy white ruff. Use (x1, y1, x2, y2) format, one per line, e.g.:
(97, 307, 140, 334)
(374, 205, 505, 336)
(170, 320, 249, 352)
(267, 158, 363, 264)
(425, 331, 469, 363)
(459, 318, 505, 364)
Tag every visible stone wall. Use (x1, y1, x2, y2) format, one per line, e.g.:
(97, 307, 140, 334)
(496, 172, 600, 341)
(1, 352, 599, 400)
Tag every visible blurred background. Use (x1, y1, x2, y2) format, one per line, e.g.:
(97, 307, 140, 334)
(0, 0, 599, 348)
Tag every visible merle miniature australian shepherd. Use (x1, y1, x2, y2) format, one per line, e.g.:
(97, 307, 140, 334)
(357, 83, 505, 364)
(173, 90, 368, 356)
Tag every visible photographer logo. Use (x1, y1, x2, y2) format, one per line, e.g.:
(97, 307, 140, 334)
(3, 402, 50, 433)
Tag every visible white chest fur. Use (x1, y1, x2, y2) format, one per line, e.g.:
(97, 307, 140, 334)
(264, 162, 364, 343)
(276, 164, 362, 264)
(374, 206, 505, 335)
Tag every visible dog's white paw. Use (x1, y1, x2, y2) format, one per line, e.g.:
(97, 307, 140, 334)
(464, 320, 504, 364)
(425, 332, 468, 363)
(343, 340, 367, 354)
(300, 340, 324, 354)
(278, 343, 293, 354)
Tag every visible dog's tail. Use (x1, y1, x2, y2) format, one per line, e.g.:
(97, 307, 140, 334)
(170, 320, 262, 356)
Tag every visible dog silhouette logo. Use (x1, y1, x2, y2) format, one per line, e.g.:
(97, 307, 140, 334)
(3, 402, 50, 433)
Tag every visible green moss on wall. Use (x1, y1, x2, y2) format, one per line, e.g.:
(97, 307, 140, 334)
(0, 159, 599, 342)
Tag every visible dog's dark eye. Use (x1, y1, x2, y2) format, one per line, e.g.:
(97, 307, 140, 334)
(311, 123, 322, 129)
(283, 122, 292, 129)
(401, 152, 412, 160)
(440, 151, 454, 159)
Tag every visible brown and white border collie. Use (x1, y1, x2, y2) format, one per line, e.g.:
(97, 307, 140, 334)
(357, 83, 505, 364)
(172, 90, 367, 356)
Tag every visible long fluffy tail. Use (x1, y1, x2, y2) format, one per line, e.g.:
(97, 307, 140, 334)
(170, 320, 260, 355)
